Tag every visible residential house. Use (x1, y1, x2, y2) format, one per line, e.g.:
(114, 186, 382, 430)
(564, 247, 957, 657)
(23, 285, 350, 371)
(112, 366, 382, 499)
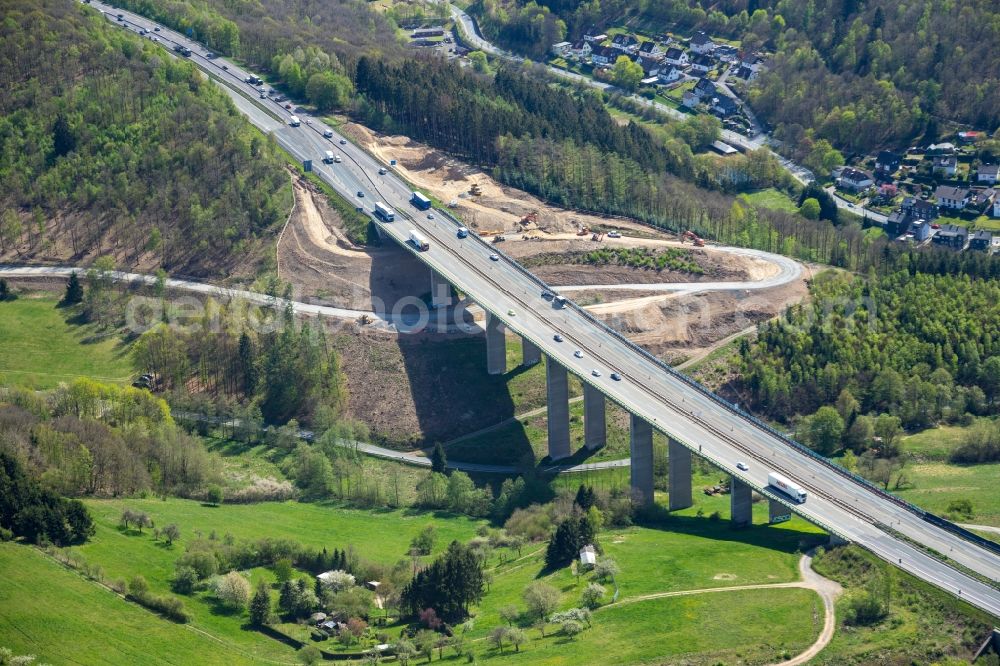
(932, 224, 968, 249)
(978, 164, 999, 185)
(932, 155, 958, 176)
(910, 219, 932, 241)
(659, 66, 683, 83)
(569, 40, 592, 59)
(927, 142, 956, 154)
(875, 151, 902, 176)
(958, 131, 982, 143)
(692, 77, 716, 99)
(714, 44, 739, 62)
(591, 46, 618, 66)
(682, 90, 701, 108)
(637, 40, 662, 56)
(994, 197, 1000, 218)
(969, 188, 996, 213)
(610, 34, 639, 53)
(689, 31, 715, 54)
(689, 53, 714, 74)
(886, 210, 910, 236)
(583, 30, 607, 43)
(838, 167, 874, 193)
(934, 185, 970, 210)
(551, 41, 572, 56)
(663, 47, 689, 66)
(970, 230, 993, 252)
(901, 197, 939, 221)
(635, 55, 664, 77)
(712, 95, 740, 117)
(732, 64, 757, 81)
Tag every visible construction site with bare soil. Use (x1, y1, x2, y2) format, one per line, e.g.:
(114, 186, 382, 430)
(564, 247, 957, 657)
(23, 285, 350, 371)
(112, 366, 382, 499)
(275, 126, 813, 449)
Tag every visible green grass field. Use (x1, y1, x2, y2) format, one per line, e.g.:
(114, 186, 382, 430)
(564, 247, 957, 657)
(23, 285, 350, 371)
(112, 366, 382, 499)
(897, 461, 1000, 525)
(0, 493, 830, 666)
(743, 188, 800, 213)
(484, 587, 818, 665)
(0, 543, 262, 665)
(0, 296, 134, 388)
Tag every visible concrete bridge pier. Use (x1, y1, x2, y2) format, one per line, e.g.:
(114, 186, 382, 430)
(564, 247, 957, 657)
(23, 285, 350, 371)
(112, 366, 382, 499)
(430, 269, 453, 308)
(730, 476, 752, 527)
(668, 437, 692, 511)
(546, 354, 571, 460)
(583, 384, 606, 450)
(521, 335, 541, 367)
(485, 312, 506, 375)
(630, 414, 654, 505)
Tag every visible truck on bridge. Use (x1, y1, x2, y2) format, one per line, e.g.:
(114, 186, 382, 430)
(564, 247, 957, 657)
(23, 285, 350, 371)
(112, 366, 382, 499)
(409, 229, 430, 251)
(411, 191, 432, 210)
(374, 202, 395, 222)
(768, 472, 807, 503)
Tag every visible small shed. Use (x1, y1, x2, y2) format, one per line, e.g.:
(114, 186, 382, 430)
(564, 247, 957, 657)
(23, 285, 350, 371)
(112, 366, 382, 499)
(579, 544, 597, 567)
(365, 580, 381, 592)
(309, 612, 328, 624)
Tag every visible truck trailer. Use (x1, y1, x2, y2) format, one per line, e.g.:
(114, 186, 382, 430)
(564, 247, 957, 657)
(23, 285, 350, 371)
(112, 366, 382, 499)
(374, 202, 395, 222)
(288, 115, 301, 127)
(767, 472, 807, 503)
(409, 229, 430, 251)
(411, 191, 432, 210)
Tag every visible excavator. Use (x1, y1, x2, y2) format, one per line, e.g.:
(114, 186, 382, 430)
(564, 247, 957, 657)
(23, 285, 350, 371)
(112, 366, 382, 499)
(519, 210, 538, 226)
(681, 230, 706, 247)
(469, 183, 483, 197)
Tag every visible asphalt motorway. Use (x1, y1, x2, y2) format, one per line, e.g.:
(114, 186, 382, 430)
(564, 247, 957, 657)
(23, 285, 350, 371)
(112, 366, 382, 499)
(87, 1, 1000, 617)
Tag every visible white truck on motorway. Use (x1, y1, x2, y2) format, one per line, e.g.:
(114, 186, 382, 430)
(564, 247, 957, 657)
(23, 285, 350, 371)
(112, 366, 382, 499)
(323, 150, 335, 164)
(767, 472, 807, 503)
(288, 115, 301, 127)
(409, 229, 430, 251)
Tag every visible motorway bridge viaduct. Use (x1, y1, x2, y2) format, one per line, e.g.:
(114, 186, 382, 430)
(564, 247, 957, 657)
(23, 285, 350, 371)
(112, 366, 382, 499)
(82, 0, 1000, 619)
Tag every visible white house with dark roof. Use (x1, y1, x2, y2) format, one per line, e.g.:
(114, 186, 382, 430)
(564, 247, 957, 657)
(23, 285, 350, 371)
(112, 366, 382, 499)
(689, 31, 715, 54)
(591, 46, 618, 66)
(663, 47, 688, 66)
(659, 66, 683, 83)
(978, 164, 999, 185)
(838, 167, 874, 192)
(934, 185, 970, 210)
(610, 34, 639, 53)
(932, 155, 958, 176)
(689, 53, 714, 74)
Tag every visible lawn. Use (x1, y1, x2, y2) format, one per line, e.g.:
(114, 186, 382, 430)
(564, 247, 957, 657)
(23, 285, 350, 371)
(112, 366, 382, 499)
(479, 587, 818, 665)
(902, 422, 979, 461)
(743, 188, 800, 213)
(0, 296, 134, 388)
(0, 542, 262, 665)
(897, 461, 1000, 526)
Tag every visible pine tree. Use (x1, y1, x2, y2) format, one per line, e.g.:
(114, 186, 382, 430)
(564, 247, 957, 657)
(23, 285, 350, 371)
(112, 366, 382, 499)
(430, 442, 447, 475)
(574, 485, 595, 511)
(62, 271, 83, 305)
(249, 582, 271, 626)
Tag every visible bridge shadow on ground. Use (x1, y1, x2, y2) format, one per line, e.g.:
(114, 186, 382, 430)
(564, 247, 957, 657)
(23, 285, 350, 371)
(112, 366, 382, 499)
(367, 242, 530, 452)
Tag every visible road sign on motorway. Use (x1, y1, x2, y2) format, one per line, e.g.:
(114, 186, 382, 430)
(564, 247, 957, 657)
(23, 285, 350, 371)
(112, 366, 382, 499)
(303, 160, 312, 173)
